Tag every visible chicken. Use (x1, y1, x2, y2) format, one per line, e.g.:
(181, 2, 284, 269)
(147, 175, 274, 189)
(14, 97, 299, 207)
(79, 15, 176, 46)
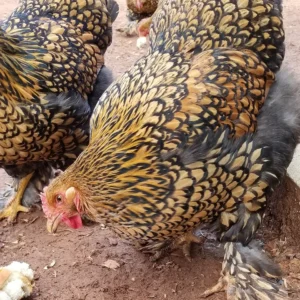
(42, 0, 296, 298)
(0, 261, 34, 300)
(0, 0, 119, 223)
(116, 0, 157, 38)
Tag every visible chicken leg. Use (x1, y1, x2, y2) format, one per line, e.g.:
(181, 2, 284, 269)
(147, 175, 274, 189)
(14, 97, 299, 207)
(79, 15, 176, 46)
(0, 172, 34, 223)
(150, 231, 205, 261)
(201, 274, 235, 300)
(177, 231, 206, 262)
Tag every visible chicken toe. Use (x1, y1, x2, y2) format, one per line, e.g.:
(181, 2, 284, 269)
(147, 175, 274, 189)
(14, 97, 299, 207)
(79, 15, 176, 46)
(0, 201, 29, 223)
(116, 20, 139, 36)
(178, 232, 206, 262)
(201, 274, 235, 300)
(0, 173, 33, 223)
(150, 242, 176, 261)
(149, 232, 205, 262)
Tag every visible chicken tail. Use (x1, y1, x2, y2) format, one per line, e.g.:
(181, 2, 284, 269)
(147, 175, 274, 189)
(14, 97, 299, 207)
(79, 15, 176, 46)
(107, 0, 119, 23)
(274, 0, 283, 10)
(221, 241, 289, 299)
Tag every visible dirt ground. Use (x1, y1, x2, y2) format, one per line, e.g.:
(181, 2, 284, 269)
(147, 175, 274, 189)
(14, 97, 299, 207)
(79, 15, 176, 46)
(0, 0, 300, 299)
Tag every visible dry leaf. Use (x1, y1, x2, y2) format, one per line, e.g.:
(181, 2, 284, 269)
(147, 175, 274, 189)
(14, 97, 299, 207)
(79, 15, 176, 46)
(101, 259, 120, 270)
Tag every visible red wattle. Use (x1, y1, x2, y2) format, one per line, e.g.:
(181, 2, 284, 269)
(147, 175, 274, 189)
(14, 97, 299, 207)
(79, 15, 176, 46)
(63, 214, 83, 229)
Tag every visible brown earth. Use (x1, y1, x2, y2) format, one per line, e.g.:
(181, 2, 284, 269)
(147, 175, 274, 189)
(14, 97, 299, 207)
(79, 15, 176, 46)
(0, 0, 300, 299)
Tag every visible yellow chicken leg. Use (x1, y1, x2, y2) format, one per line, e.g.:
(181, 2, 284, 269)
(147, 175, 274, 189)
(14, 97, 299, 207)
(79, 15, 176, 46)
(0, 173, 34, 223)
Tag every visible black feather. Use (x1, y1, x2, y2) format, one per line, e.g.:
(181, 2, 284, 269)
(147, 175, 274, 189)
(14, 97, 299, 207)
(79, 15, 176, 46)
(88, 65, 114, 113)
(255, 67, 300, 185)
(107, 0, 119, 23)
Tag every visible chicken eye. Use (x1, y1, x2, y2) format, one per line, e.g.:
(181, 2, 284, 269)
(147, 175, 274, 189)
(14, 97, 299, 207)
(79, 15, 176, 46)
(56, 195, 63, 203)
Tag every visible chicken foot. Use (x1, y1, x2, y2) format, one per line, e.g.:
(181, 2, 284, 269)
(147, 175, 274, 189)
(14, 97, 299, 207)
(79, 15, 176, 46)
(0, 172, 34, 223)
(116, 20, 139, 36)
(177, 231, 206, 262)
(201, 242, 288, 299)
(151, 231, 205, 262)
(201, 274, 235, 300)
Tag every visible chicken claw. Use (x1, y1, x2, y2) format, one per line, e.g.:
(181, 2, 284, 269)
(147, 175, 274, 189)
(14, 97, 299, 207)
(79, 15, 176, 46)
(0, 201, 29, 223)
(177, 232, 205, 262)
(149, 231, 205, 262)
(116, 20, 138, 36)
(0, 173, 33, 223)
(151, 245, 173, 261)
(201, 274, 235, 300)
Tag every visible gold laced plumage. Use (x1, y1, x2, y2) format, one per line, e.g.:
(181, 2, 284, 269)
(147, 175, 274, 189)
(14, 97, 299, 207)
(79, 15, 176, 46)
(0, 0, 117, 222)
(46, 0, 289, 298)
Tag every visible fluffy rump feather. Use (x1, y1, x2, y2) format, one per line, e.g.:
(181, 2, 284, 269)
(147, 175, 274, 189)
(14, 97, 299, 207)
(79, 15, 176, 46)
(107, 0, 120, 23)
(255, 67, 300, 186)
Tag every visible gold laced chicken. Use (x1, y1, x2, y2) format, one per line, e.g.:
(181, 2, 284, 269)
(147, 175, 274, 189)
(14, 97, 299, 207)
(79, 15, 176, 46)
(42, 0, 298, 298)
(0, 0, 119, 223)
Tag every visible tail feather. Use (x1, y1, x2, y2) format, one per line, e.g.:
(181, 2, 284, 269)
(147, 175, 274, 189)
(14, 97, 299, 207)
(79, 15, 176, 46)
(274, 0, 283, 11)
(88, 65, 114, 113)
(107, 0, 119, 23)
(223, 241, 289, 300)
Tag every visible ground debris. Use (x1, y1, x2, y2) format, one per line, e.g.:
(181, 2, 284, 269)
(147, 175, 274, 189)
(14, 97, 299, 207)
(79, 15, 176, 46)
(101, 259, 120, 270)
(44, 259, 56, 270)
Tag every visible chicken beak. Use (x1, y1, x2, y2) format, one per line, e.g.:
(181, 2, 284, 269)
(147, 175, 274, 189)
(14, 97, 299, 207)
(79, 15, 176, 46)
(46, 214, 62, 233)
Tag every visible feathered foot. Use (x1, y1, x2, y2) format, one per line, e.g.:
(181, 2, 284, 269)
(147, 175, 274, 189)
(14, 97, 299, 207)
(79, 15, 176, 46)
(201, 274, 235, 299)
(0, 173, 33, 223)
(201, 241, 289, 300)
(116, 20, 138, 36)
(147, 231, 205, 262)
(177, 231, 205, 262)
